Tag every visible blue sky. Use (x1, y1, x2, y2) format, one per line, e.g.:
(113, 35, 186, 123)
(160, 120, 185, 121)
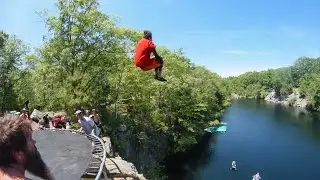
(1, 0, 320, 77)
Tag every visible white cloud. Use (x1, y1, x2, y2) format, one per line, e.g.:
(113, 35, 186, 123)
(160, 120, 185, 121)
(221, 50, 249, 55)
(182, 29, 271, 37)
(183, 26, 308, 39)
(221, 50, 274, 56)
(279, 25, 306, 38)
(183, 31, 218, 35)
(215, 66, 284, 78)
(162, 0, 174, 6)
(306, 49, 320, 58)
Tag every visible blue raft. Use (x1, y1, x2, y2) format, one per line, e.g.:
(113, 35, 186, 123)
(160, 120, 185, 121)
(204, 125, 227, 133)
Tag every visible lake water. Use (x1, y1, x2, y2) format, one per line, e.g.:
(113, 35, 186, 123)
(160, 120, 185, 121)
(165, 99, 320, 180)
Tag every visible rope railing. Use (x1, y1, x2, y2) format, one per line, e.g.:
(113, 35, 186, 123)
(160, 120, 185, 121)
(42, 128, 107, 180)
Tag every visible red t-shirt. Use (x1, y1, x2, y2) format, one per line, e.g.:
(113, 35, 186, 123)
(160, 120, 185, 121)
(134, 38, 156, 67)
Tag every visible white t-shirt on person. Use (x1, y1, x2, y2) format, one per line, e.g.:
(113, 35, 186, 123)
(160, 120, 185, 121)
(78, 117, 100, 136)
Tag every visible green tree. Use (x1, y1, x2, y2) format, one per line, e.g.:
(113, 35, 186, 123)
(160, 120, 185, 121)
(300, 73, 320, 111)
(0, 32, 28, 113)
(32, 0, 138, 111)
(291, 57, 316, 87)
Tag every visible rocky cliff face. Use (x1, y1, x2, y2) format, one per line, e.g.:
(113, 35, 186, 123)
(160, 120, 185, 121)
(231, 93, 245, 99)
(231, 89, 310, 110)
(115, 129, 169, 172)
(101, 136, 147, 180)
(264, 89, 309, 108)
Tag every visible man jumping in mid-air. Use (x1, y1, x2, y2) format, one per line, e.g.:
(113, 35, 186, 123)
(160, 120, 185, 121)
(134, 30, 167, 82)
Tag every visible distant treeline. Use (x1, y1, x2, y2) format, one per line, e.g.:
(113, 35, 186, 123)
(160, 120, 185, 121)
(225, 57, 320, 111)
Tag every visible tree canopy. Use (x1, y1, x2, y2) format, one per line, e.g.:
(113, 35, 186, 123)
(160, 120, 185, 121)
(0, 0, 230, 162)
(225, 56, 320, 111)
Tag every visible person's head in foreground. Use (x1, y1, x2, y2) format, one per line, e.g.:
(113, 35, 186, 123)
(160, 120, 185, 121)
(0, 115, 53, 180)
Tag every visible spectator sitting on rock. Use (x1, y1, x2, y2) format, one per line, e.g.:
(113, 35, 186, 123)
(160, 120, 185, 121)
(52, 112, 66, 129)
(19, 108, 29, 121)
(39, 114, 50, 129)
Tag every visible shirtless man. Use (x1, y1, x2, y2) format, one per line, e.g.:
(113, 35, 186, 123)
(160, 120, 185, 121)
(0, 115, 53, 180)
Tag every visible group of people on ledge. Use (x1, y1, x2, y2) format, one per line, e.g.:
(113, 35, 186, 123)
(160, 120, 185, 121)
(16, 106, 104, 137)
(0, 106, 105, 180)
(75, 108, 103, 137)
(231, 161, 262, 180)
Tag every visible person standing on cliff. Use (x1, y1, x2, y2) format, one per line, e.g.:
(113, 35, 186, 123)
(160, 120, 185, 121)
(134, 30, 167, 82)
(91, 109, 104, 134)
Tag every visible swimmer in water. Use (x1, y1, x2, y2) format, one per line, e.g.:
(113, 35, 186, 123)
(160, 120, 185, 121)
(230, 161, 237, 170)
(252, 172, 261, 180)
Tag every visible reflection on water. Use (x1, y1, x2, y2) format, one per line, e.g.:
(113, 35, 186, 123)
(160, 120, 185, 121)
(262, 101, 320, 143)
(237, 99, 320, 143)
(164, 133, 214, 180)
(164, 99, 320, 180)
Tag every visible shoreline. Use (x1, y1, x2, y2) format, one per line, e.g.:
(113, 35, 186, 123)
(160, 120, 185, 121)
(231, 90, 310, 110)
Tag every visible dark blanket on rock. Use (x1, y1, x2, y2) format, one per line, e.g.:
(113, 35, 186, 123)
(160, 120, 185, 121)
(25, 130, 92, 180)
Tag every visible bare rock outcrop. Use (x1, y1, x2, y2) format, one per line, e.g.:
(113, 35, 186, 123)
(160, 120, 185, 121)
(101, 136, 147, 180)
